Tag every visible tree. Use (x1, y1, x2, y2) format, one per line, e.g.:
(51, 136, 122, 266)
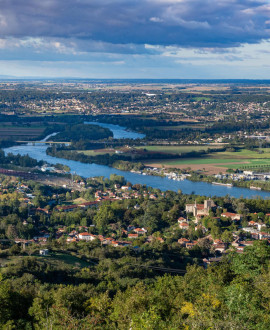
(6, 225, 18, 240)
(220, 229, 232, 242)
(94, 204, 114, 234)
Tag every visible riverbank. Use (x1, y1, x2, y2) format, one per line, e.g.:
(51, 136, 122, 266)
(3, 123, 270, 199)
(186, 172, 270, 192)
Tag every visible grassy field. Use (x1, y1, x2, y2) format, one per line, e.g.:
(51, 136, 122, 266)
(165, 158, 246, 165)
(74, 146, 270, 174)
(35, 252, 91, 268)
(214, 149, 270, 159)
(136, 145, 224, 154)
(222, 158, 270, 169)
(0, 126, 45, 139)
(144, 147, 270, 174)
(153, 124, 207, 131)
(0, 252, 91, 269)
(192, 96, 212, 101)
(77, 149, 114, 156)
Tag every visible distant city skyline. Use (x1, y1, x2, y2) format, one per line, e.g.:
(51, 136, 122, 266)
(1, 0, 270, 78)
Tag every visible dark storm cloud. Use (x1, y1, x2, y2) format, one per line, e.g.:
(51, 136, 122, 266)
(0, 0, 269, 49)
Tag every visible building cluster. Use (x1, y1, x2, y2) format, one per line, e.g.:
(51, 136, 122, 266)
(1, 174, 270, 263)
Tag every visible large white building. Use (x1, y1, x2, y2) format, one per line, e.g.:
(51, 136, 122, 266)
(78, 232, 96, 241)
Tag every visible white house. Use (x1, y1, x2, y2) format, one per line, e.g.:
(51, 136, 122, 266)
(78, 232, 96, 241)
(39, 249, 49, 256)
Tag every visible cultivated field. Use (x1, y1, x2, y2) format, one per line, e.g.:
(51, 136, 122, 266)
(0, 126, 45, 139)
(77, 148, 115, 155)
(136, 145, 224, 154)
(153, 125, 207, 130)
(144, 148, 270, 174)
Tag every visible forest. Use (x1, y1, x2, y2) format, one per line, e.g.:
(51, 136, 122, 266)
(0, 242, 270, 329)
(50, 124, 113, 142)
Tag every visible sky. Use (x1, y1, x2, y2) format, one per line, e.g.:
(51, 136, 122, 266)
(0, 0, 270, 79)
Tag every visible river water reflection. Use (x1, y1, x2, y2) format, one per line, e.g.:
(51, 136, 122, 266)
(4, 122, 270, 199)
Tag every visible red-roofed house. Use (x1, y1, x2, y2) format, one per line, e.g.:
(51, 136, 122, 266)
(56, 205, 78, 212)
(78, 232, 96, 241)
(178, 238, 190, 247)
(134, 228, 147, 235)
(179, 222, 189, 230)
(128, 233, 139, 239)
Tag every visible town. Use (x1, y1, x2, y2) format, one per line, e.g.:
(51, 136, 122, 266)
(1, 173, 270, 268)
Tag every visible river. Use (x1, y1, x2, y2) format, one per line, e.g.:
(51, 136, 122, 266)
(84, 121, 146, 139)
(3, 123, 270, 199)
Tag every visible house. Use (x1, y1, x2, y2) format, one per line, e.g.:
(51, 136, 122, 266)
(155, 237, 165, 243)
(66, 237, 77, 243)
(259, 232, 270, 240)
(134, 228, 147, 235)
(102, 237, 114, 245)
(96, 235, 105, 241)
(251, 232, 259, 240)
(78, 232, 96, 241)
(195, 225, 207, 233)
(39, 249, 49, 256)
(56, 205, 78, 212)
(178, 217, 187, 223)
(221, 212, 242, 221)
(213, 243, 227, 253)
(178, 238, 190, 247)
(213, 239, 224, 245)
(186, 241, 198, 249)
(78, 201, 99, 209)
(36, 207, 51, 215)
(241, 241, 254, 247)
(179, 222, 189, 230)
(203, 257, 222, 268)
(118, 241, 132, 247)
(128, 233, 139, 239)
(248, 220, 258, 227)
(58, 227, 67, 233)
(257, 223, 266, 231)
(127, 225, 135, 232)
(68, 230, 78, 237)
